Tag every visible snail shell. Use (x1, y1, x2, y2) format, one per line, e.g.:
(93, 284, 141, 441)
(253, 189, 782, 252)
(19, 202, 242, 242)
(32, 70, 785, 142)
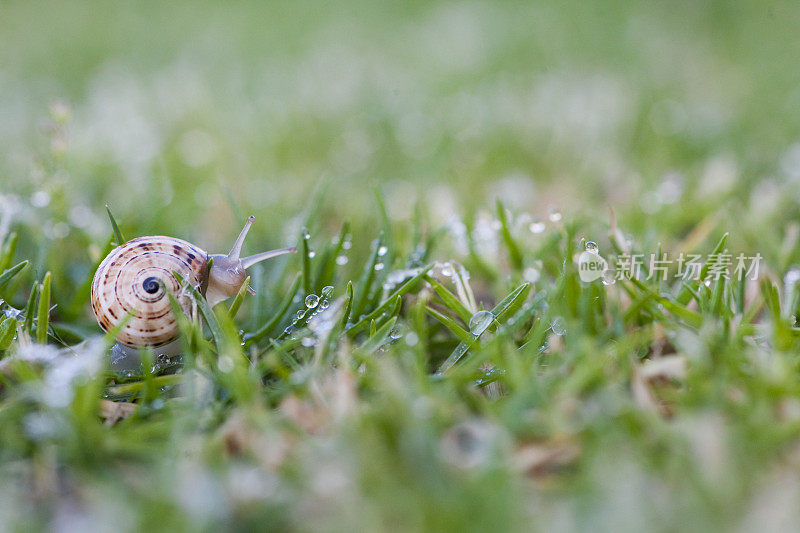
(90, 236, 208, 348)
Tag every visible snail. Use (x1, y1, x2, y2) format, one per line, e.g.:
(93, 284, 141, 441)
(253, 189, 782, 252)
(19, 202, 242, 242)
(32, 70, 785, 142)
(91, 216, 296, 357)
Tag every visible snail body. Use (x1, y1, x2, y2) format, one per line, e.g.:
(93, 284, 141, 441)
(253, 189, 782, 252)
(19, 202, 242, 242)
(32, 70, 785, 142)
(91, 216, 295, 354)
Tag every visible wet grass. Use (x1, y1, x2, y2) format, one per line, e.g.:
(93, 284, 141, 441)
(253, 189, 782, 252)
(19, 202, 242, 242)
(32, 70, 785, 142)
(3, 0, 800, 531)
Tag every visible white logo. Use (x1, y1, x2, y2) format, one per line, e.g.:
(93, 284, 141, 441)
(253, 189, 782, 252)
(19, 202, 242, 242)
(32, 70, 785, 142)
(577, 250, 608, 282)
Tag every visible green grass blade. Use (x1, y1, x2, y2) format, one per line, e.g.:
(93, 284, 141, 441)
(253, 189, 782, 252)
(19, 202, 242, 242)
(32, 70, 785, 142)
(354, 316, 397, 358)
(339, 280, 354, 329)
(105, 204, 125, 245)
(23, 281, 39, 335)
(244, 272, 302, 345)
(676, 233, 728, 305)
(228, 276, 250, 318)
(351, 234, 384, 321)
(346, 264, 431, 337)
(301, 228, 313, 295)
(630, 278, 702, 328)
(0, 317, 17, 351)
(426, 306, 474, 344)
(437, 282, 531, 373)
(496, 199, 523, 271)
(425, 275, 473, 324)
(0, 232, 18, 272)
(172, 271, 224, 350)
(36, 272, 51, 344)
(0, 260, 28, 287)
(315, 220, 349, 290)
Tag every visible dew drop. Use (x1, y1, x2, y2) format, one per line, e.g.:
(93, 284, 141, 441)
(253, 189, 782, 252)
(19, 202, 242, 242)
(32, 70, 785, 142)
(550, 316, 566, 336)
(374, 263, 385, 271)
(378, 245, 388, 257)
(319, 299, 330, 310)
(342, 240, 352, 250)
(321, 285, 334, 297)
(405, 332, 420, 346)
(305, 294, 320, 308)
(585, 241, 599, 253)
(296, 309, 306, 320)
(785, 268, 800, 287)
(301, 337, 317, 347)
(602, 270, 616, 286)
(469, 310, 494, 335)
(529, 219, 546, 234)
(523, 267, 541, 283)
(307, 251, 316, 258)
(303, 228, 311, 240)
(548, 207, 562, 222)
(4, 307, 22, 320)
(441, 262, 454, 277)
(336, 255, 348, 265)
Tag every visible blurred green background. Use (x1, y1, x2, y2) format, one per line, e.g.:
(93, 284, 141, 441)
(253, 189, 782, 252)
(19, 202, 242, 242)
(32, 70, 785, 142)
(3, 0, 800, 253)
(4, 1, 800, 530)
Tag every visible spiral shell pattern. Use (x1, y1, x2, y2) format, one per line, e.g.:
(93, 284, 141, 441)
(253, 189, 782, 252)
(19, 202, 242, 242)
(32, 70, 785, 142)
(91, 236, 208, 347)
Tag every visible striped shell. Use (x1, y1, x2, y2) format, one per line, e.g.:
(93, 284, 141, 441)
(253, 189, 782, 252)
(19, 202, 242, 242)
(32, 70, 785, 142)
(90, 236, 208, 348)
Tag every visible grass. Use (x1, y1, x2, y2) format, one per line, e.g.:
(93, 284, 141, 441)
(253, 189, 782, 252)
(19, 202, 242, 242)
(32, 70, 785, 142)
(3, 0, 800, 531)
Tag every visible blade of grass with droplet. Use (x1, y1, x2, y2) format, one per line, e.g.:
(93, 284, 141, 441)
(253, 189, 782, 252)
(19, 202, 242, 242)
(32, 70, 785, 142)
(36, 272, 51, 344)
(425, 275, 472, 324)
(105, 204, 125, 245)
(301, 229, 314, 295)
(228, 276, 250, 318)
(350, 234, 383, 322)
(172, 271, 224, 350)
(426, 306, 474, 344)
(437, 282, 531, 373)
(0, 232, 18, 272)
(0, 317, 17, 351)
(0, 260, 28, 288)
(244, 272, 301, 345)
(346, 264, 431, 337)
(496, 199, 523, 272)
(374, 189, 394, 268)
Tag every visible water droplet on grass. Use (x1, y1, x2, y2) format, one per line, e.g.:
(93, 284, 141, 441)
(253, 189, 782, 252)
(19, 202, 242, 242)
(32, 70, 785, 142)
(469, 310, 494, 335)
(336, 255, 348, 265)
(378, 245, 388, 256)
(307, 251, 316, 258)
(374, 263, 385, 271)
(585, 241, 599, 253)
(523, 267, 540, 283)
(301, 337, 316, 347)
(550, 317, 566, 335)
(548, 207, 562, 222)
(305, 294, 320, 308)
(602, 270, 616, 286)
(529, 219, 546, 234)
